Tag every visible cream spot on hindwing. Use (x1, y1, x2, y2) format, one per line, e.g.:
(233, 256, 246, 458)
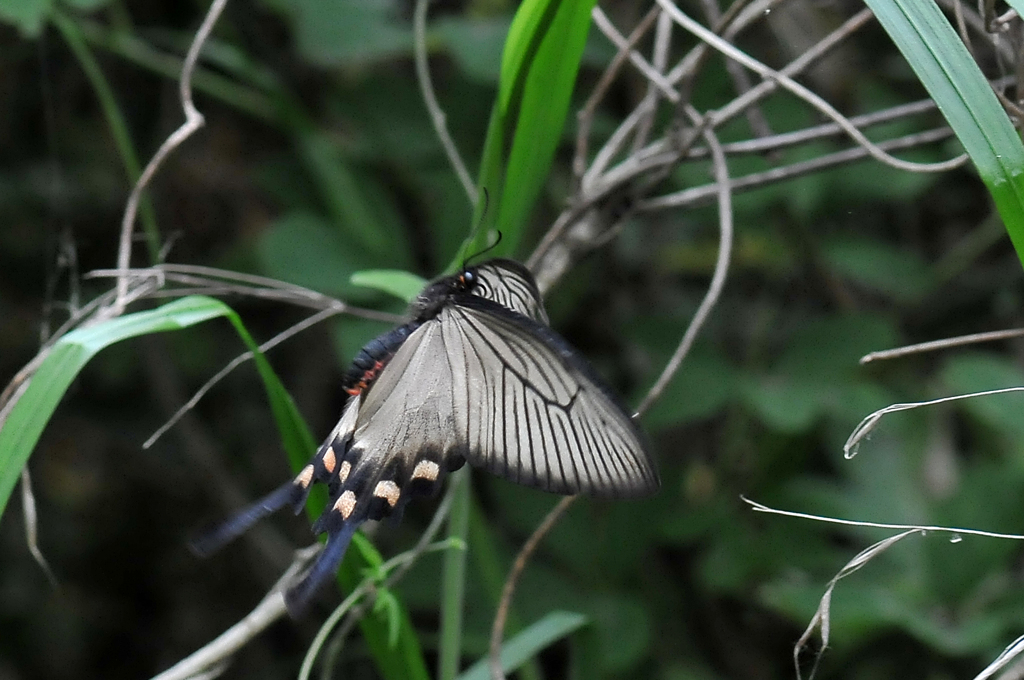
(411, 460, 440, 482)
(338, 460, 352, 483)
(322, 446, 337, 473)
(333, 490, 357, 519)
(295, 464, 315, 489)
(373, 480, 401, 507)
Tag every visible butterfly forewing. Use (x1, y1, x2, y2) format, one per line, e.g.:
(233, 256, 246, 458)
(441, 297, 657, 497)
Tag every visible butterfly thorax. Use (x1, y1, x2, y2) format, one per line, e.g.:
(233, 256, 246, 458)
(342, 270, 481, 398)
(408, 271, 476, 321)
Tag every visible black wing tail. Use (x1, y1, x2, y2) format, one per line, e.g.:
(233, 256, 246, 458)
(190, 480, 305, 557)
(284, 520, 361, 617)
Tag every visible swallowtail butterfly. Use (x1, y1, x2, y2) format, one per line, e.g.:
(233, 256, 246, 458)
(194, 259, 658, 614)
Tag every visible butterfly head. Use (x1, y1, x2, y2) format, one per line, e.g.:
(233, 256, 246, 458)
(409, 266, 481, 320)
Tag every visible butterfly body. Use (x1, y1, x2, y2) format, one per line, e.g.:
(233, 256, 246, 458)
(194, 258, 658, 615)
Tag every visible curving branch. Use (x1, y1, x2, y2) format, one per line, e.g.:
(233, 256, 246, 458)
(414, 0, 478, 205)
(636, 108, 733, 416)
(114, 0, 229, 312)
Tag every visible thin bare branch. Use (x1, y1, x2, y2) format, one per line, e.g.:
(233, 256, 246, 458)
(975, 634, 1024, 680)
(697, 0, 774, 142)
(744, 496, 1024, 542)
(700, 97, 947, 157)
(143, 306, 346, 449)
(664, 0, 783, 88)
(636, 109, 733, 416)
(591, 7, 680, 102)
(656, 1, 967, 174)
(115, 0, 229, 311)
(576, 7, 662, 182)
(489, 495, 577, 680)
(414, 0, 477, 205)
(149, 545, 321, 680)
(88, 265, 403, 322)
(631, 9, 674, 152)
(860, 327, 1024, 364)
(589, 8, 878, 198)
(638, 126, 954, 211)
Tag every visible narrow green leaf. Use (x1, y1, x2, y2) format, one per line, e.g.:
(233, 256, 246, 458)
(0, 296, 226, 517)
(457, 611, 590, 680)
(497, 0, 595, 253)
(372, 588, 403, 648)
(438, 468, 472, 680)
(864, 0, 1024, 265)
(0, 0, 51, 37)
(462, 0, 597, 262)
(351, 269, 427, 303)
(296, 131, 392, 260)
(51, 9, 161, 262)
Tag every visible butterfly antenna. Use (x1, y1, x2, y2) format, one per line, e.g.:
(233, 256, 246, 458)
(463, 229, 504, 268)
(284, 520, 361, 617)
(189, 481, 301, 557)
(456, 188, 498, 268)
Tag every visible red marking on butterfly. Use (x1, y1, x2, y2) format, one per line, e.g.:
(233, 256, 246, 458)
(345, 359, 389, 396)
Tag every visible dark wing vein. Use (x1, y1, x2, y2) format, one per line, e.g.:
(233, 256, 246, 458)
(471, 260, 550, 325)
(441, 299, 658, 498)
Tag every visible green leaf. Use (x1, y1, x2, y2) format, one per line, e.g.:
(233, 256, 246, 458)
(457, 611, 589, 680)
(864, 0, 1024, 266)
(0, 0, 51, 37)
(742, 376, 824, 433)
(438, 469, 472, 680)
(464, 0, 598, 262)
(257, 211, 364, 298)
(372, 587, 403, 648)
(351, 269, 427, 303)
(0, 297, 225, 518)
(822, 237, 932, 302)
(283, 0, 412, 66)
(437, 16, 511, 84)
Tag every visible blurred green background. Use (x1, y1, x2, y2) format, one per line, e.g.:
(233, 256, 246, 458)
(3, 1, 1024, 679)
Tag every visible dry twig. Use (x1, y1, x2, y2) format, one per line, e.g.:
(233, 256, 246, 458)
(488, 495, 577, 680)
(114, 0, 228, 311)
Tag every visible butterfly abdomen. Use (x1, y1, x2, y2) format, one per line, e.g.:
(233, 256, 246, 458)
(342, 322, 421, 396)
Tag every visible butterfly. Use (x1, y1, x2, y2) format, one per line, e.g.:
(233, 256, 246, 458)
(193, 258, 659, 615)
